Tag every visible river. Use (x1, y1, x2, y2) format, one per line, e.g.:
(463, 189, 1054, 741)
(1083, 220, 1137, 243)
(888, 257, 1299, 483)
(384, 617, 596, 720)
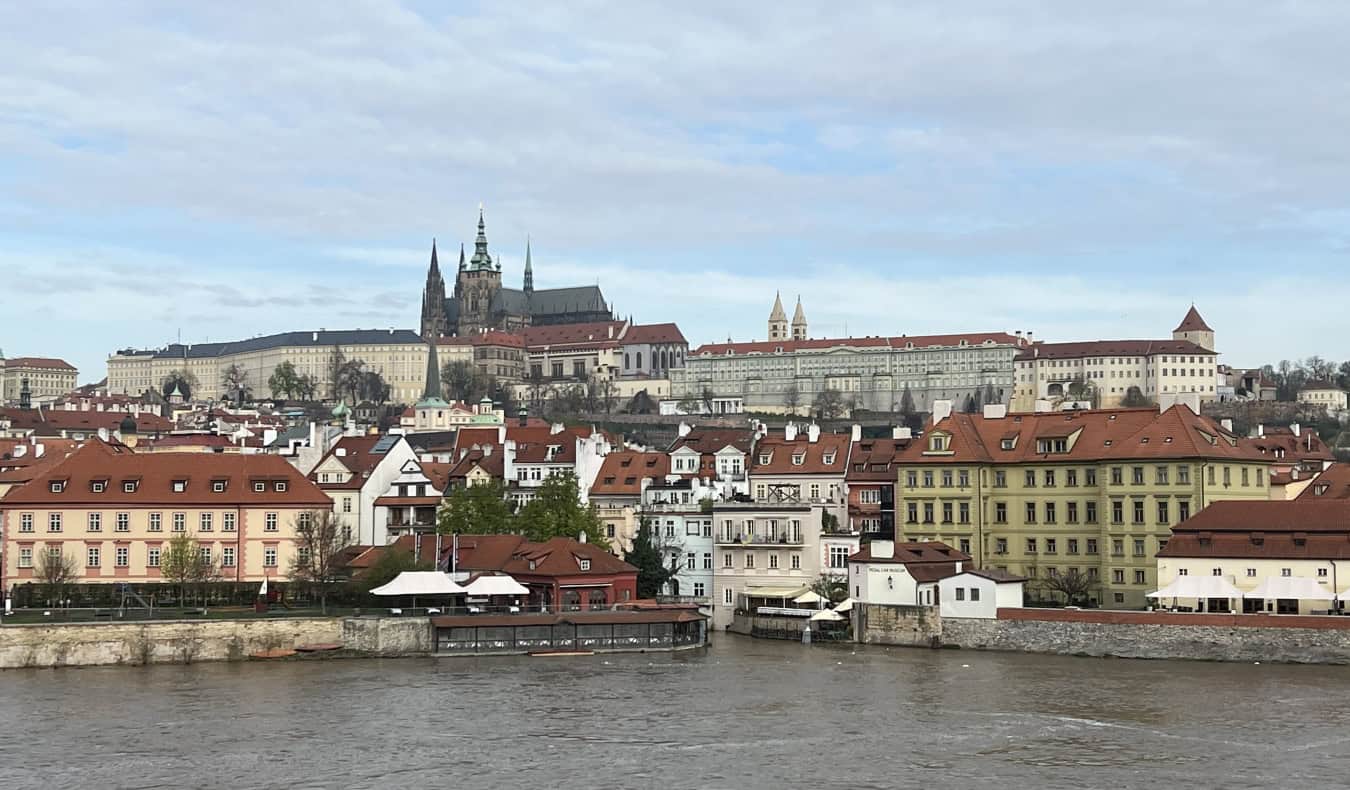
(1, 636, 1348, 789)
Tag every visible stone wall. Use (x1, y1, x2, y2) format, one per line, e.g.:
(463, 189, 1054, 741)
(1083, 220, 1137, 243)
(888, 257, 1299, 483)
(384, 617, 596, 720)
(0, 617, 342, 669)
(854, 603, 941, 647)
(944, 609, 1350, 664)
(341, 617, 432, 656)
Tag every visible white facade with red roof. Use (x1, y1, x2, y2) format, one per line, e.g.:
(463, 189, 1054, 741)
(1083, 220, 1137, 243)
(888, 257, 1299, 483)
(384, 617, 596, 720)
(0, 356, 78, 404)
(308, 434, 417, 546)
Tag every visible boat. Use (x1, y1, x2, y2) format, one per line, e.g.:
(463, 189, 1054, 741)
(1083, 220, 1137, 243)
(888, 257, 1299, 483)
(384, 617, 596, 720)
(294, 643, 342, 653)
(249, 648, 297, 660)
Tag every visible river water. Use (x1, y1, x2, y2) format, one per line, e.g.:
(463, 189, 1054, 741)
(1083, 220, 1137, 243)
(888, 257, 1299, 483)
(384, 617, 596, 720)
(2, 636, 1348, 789)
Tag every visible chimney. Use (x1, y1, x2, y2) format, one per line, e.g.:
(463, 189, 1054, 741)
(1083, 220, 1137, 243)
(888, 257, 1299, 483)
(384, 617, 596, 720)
(1221, 418, 1234, 433)
(892, 426, 912, 440)
(1027, 331, 1034, 342)
(784, 423, 798, 441)
(1257, 424, 1265, 438)
(482, 444, 493, 457)
(982, 404, 1007, 419)
(497, 425, 507, 444)
(578, 531, 587, 544)
(1291, 422, 1301, 437)
(312, 332, 319, 342)
(870, 539, 895, 559)
(807, 423, 820, 443)
(551, 422, 564, 435)
(678, 422, 692, 438)
(851, 424, 862, 442)
(1033, 399, 1052, 413)
(932, 399, 953, 424)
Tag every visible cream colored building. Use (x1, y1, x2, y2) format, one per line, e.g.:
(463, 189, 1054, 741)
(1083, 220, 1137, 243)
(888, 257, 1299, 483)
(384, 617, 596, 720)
(1297, 385, 1348, 411)
(1, 357, 78, 403)
(107, 330, 430, 403)
(0, 441, 332, 588)
(1012, 307, 1219, 411)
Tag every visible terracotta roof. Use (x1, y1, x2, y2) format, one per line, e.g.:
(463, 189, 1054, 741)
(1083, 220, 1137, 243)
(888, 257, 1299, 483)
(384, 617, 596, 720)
(1300, 381, 1342, 392)
(0, 440, 330, 507)
(623, 323, 686, 345)
(848, 540, 971, 564)
(1300, 465, 1350, 501)
(1159, 500, 1350, 560)
(750, 432, 851, 476)
(1248, 431, 1334, 464)
(0, 408, 173, 436)
(898, 406, 1267, 465)
(445, 450, 504, 481)
(667, 427, 753, 455)
(590, 451, 669, 496)
(1173, 306, 1213, 333)
(694, 332, 1021, 356)
(388, 533, 634, 578)
(1015, 339, 1214, 361)
(312, 434, 403, 489)
(421, 461, 455, 491)
(846, 437, 911, 482)
(523, 321, 626, 349)
(438, 330, 525, 348)
(2, 357, 76, 371)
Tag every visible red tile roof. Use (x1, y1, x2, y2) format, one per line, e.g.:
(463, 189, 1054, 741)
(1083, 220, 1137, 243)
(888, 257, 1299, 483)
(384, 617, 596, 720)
(438, 330, 526, 348)
(1158, 500, 1350, 559)
(694, 332, 1021, 356)
(1248, 430, 1334, 465)
(386, 534, 635, 578)
(3, 357, 76, 371)
(445, 450, 504, 481)
(1300, 464, 1350, 501)
(1174, 306, 1213, 333)
(848, 540, 971, 564)
(311, 434, 400, 489)
(523, 321, 626, 349)
(623, 323, 686, 344)
(0, 408, 173, 436)
(751, 432, 851, 476)
(0, 441, 330, 507)
(1015, 339, 1214, 361)
(668, 427, 753, 455)
(846, 437, 912, 482)
(590, 451, 669, 496)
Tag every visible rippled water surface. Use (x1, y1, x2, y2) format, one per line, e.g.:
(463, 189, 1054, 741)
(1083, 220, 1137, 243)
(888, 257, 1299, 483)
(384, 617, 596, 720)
(2, 636, 1349, 789)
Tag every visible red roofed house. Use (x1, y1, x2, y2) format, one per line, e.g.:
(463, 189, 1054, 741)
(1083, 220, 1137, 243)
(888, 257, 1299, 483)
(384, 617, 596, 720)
(309, 434, 418, 546)
(1, 440, 332, 592)
(589, 450, 670, 552)
(1, 357, 78, 404)
(847, 539, 973, 607)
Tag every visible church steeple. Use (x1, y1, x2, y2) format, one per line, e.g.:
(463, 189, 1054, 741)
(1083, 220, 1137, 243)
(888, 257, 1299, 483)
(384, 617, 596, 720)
(468, 204, 495, 271)
(418, 341, 447, 406)
(458, 243, 466, 271)
(523, 236, 534, 293)
(791, 296, 807, 340)
(420, 238, 448, 340)
(768, 291, 788, 341)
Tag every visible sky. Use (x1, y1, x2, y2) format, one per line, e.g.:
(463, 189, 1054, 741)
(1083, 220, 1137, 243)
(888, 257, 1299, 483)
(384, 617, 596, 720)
(3, 1, 1350, 383)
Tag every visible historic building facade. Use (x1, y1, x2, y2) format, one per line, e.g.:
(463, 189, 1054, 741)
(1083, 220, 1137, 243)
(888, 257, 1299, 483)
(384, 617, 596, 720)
(419, 208, 613, 339)
(0, 357, 78, 404)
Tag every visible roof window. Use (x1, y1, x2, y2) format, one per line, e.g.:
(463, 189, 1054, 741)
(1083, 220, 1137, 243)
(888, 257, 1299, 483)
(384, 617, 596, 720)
(171, 480, 186, 493)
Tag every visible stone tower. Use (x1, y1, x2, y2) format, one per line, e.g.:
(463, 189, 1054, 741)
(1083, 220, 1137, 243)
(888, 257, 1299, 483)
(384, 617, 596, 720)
(454, 206, 503, 336)
(419, 239, 449, 340)
(1172, 305, 1215, 351)
(791, 296, 807, 341)
(768, 292, 789, 341)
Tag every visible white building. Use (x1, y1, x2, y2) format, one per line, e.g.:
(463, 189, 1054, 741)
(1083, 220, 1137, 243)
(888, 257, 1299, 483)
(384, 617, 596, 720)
(309, 433, 418, 546)
(710, 502, 823, 630)
(641, 479, 715, 605)
(1297, 384, 1348, 411)
(846, 539, 970, 607)
(937, 570, 1026, 619)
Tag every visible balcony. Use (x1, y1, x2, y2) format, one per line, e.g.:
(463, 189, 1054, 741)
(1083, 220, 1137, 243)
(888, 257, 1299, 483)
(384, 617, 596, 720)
(716, 533, 803, 546)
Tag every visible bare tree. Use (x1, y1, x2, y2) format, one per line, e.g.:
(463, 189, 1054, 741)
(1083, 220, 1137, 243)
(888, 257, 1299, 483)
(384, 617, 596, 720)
(783, 383, 801, 416)
(160, 531, 217, 609)
(1037, 569, 1098, 607)
(222, 363, 250, 402)
(812, 388, 845, 420)
(289, 510, 349, 613)
(35, 547, 78, 606)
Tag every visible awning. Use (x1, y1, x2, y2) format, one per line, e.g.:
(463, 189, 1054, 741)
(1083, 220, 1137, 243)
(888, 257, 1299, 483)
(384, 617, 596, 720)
(370, 571, 465, 597)
(463, 575, 529, 597)
(1147, 575, 1244, 600)
(1244, 576, 1334, 601)
(745, 586, 808, 599)
(793, 590, 826, 605)
(833, 597, 855, 613)
(810, 609, 844, 622)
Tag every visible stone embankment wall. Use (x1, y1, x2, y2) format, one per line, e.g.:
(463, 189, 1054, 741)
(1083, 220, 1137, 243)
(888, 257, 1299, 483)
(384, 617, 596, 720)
(855, 604, 941, 647)
(341, 617, 432, 656)
(0, 617, 342, 669)
(942, 609, 1350, 664)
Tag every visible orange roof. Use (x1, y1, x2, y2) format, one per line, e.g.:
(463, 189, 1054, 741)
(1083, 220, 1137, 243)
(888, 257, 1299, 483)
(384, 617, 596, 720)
(3, 357, 76, 371)
(1174, 306, 1213, 333)
(0, 408, 173, 435)
(751, 432, 851, 475)
(591, 451, 669, 496)
(311, 435, 401, 489)
(1159, 500, 1350, 560)
(694, 332, 1020, 356)
(1015, 339, 1214, 361)
(1, 441, 330, 507)
(846, 437, 912, 482)
(523, 321, 626, 348)
(1300, 464, 1350, 501)
(623, 323, 686, 344)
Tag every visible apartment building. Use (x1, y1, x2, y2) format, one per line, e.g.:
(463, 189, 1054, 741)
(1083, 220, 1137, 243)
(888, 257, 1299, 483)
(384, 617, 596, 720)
(641, 478, 715, 605)
(1, 357, 78, 403)
(589, 450, 670, 553)
(309, 434, 418, 546)
(748, 423, 850, 527)
(892, 403, 1274, 609)
(0, 441, 331, 589)
(710, 502, 824, 630)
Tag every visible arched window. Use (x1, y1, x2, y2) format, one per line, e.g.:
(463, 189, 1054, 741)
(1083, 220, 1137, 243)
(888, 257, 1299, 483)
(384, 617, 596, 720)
(636, 352, 643, 369)
(624, 353, 630, 369)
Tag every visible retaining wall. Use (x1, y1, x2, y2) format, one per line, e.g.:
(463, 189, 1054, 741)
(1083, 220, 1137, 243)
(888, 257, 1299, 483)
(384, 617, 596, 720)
(341, 617, 432, 656)
(855, 603, 941, 647)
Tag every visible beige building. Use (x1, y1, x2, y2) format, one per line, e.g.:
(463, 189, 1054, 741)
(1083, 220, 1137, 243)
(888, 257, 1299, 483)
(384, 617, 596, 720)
(1297, 383, 1348, 411)
(0, 441, 332, 589)
(1, 357, 78, 403)
(1012, 307, 1219, 411)
(107, 329, 430, 403)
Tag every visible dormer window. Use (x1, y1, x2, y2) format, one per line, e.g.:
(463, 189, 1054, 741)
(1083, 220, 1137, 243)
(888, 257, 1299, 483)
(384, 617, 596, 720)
(212, 480, 227, 493)
(822, 452, 836, 465)
(275, 481, 287, 493)
(91, 480, 106, 493)
(123, 481, 137, 493)
(171, 480, 186, 493)
(759, 453, 771, 465)
(1000, 438, 1016, 450)
(254, 482, 266, 492)
(529, 560, 537, 570)
(579, 558, 591, 571)
(792, 452, 805, 466)
(928, 435, 949, 452)
(49, 481, 64, 494)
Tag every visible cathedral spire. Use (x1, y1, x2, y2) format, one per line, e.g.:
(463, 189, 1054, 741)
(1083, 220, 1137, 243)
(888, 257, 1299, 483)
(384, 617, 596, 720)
(418, 341, 447, 406)
(458, 243, 466, 271)
(523, 236, 534, 293)
(429, 238, 440, 275)
(468, 204, 495, 271)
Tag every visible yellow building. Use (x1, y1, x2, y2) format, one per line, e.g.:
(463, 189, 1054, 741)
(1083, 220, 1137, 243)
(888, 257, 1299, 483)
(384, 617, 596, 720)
(107, 329, 429, 403)
(893, 404, 1273, 609)
(1, 357, 78, 403)
(0, 441, 332, 588)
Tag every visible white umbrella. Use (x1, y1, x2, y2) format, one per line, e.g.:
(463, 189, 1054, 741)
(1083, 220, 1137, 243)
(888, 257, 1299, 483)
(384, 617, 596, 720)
(258, 576, 268, 598)
(1244, 576, 1334, 601)
(793, 590, 825, 606)
(833, 597, 854, 613)
(810, 608, 844, 622)
(463, 575, 529, 597)
(1147, 575, 1243, 600)
(370, 571, 465, 596)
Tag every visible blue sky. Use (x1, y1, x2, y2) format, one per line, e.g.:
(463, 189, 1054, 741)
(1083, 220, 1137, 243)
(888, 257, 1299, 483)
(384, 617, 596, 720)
(3, 1, 1350, 383)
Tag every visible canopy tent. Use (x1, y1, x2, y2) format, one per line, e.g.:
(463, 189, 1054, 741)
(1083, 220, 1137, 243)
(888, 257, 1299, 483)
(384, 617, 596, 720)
(792, 590, 826, 606)
(1147, 575, 1244, 600)
(745, 586, 810, 600)
(809, 608, 845, 622)
(370, 571, 465, 597)
(1244, 576, 1334, 601)
(833, 598, 855, 613)
(463, 575, 530, 597)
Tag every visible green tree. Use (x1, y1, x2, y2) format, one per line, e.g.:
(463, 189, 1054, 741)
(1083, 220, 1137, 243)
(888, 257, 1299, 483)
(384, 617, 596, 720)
(1121, 386, 1154, 408)
(359, 370, 391, 404)
(334, 359, 366, 405)
(269, 361, 300, 399)
(161, 369, 198, 400)
(437, 479, 516, 536)
(515, 472, 606, 544)
(809, 573, 848, 605)
(1037, 568, 1098, 607)
(624, 517, 679, 599)
(442, 360, 494, 404)
(289, 510, 349, 613)
(296, 374, 319, 401)
(222, 363, 250, 402)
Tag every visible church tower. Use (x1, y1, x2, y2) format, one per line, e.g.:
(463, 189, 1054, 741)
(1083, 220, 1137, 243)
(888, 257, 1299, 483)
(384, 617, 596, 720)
(419, 239, 449, 339)
(523, 237, 534, 294)
(455, 206, 504, 336)
(768, 292, 788, 340)
(791, 296, 807, 340)
(1172, 305, 1215, 351)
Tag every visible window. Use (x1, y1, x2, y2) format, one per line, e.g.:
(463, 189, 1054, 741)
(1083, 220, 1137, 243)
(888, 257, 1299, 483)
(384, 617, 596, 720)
(693, 582, 705, 598)
(1177, 568, 1188, 576)
(222, 546, 236, 567)
(172, 480, 186, 493)
(48, 513, 62, 533)
(745, 553, 755, 569)
(995, 538, 1008, 554)
(1112, 569, 1125, 584)
(18, 547, 32, 568)
(923, 503, 934, 524)
(970, 588, 981, 602)
(579, 559, 591, 571)
(342, 497, 352, 513)
(1257, 468, 1265, 487)
(264, 546, 278, 567)
(115, 513, 129, 532)
(212, 480, 226, 493)
(906, 502, 918, 524)
(1083, 501, 1096, 525)
(1131, 467, 1144, 485)
(1132, 500, 1145, 525)
(1044, 502, 1056, 524)
(1213, 567, 1223, 576)
(941, 502, 953, 524)
(1045, 538, 1057, 554)
(1178, 465, 1190, 485)
(200, 513, 213, 532)
(1178, 500, 1191, 522)
(1085, 468, 1097, 486)
(941, 470, 953, 488)
(149, 512, 162, 532)
(1281, 568, 1292, 577)
(1066, 469, 1078, 487)
(994, 502, 1007, 524)
(88, 512, 102, 532)
(1025, 537, 1037, 554)
(1025, 470, 1037, 488)
(1066, 501, 1078, 524)
(265, 513, 278, 532)
(1086, 538, 1098, 555)
(1157, 500, 1169, 525)
(1067, 538, 1079, 554)
(223, 512, 236, 532)
(791, 554, 801, 570)
(958, 470, 969, 487)
(1134, 570, 1146, 585)
(171, 513, 186, 532)
(724, 588, 734, 605)
(959, 538, 971, 554)
(809, 483, 820, 499)
(19, 513, 32, 533)
(1044, 470, 1055, 488)
(91, 481, 106, 493)
(123, 481, 137, 493)
(147, 547, 161, 567)
(686, 553, 696, 570)
(955, 588, 966, 601)
(1207, 466, 1216, 485)
(87, 546, 100, 568)
(1025, 502, 1037, 524)
(922, 471, 934, 488)
(1318, 567, 1329, 578)
(829, 546, 850, 569)
(1246, 568, 1257, 577)
(1112, 539, 1124, 556)
(703, 553, 712, 570)
(768, 554, 779, 569)
(1113, 593, 1125, 604)
(994, 471, 1007, 488)
(254, 482, 266, 493)
(1111, 467, 1123, 486)
(906, 471, 918, 488)
(49, 481, 64, 493)
(958, 502, 970, 524)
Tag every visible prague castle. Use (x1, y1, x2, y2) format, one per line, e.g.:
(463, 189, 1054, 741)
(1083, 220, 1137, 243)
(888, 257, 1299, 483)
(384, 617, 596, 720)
(420, 208, 612, 339)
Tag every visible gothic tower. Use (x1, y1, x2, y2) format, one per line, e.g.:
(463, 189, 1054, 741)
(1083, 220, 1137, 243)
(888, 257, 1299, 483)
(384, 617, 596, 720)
(419, 239, 449, 339)
(455, 206, 503, 336)
(523, 237, 534, 294)
(768, 292, 788, 341)
(791, 296, 807, 341)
